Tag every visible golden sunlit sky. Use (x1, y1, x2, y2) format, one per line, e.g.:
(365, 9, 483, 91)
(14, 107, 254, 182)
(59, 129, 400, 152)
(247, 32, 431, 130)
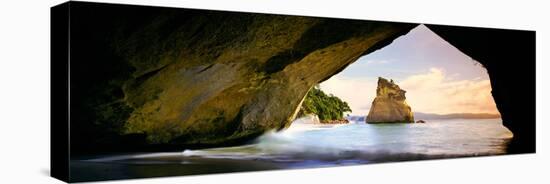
(320, 25, 499, 115)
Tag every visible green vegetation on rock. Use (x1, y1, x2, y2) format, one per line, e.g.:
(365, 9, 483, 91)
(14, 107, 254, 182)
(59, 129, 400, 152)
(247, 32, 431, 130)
(301, 86, 351, 121)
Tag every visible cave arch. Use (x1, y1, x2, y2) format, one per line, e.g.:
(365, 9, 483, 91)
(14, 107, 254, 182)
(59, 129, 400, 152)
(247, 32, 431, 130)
(64, 3, 535, 155)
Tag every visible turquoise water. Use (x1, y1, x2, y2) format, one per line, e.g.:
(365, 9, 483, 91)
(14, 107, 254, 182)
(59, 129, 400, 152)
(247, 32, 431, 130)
(89, 118, 512, 165)
(179, 118, 513, 164)
(74, 118, 513, 181)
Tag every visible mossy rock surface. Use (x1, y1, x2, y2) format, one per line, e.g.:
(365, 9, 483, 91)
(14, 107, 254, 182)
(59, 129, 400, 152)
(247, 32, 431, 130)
(68, 3, 416, 152)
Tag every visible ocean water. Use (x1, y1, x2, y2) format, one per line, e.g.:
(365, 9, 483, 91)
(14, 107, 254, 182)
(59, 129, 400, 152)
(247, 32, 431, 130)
(179, 117, 513, 164)
(73, 118, 513, 181)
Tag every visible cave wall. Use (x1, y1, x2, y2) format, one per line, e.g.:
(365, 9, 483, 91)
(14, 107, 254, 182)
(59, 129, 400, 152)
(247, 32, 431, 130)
(66, 2, 415, 153)
(426, 25, 536, 154)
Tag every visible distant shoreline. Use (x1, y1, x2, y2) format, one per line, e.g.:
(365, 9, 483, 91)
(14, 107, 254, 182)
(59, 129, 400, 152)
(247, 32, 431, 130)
(413, 112, 501, 120)
(346, 112, 501, 121)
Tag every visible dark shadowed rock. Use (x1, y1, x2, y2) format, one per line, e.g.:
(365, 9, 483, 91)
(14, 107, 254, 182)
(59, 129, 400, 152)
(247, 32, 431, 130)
(426, 24, 535, 154)
(366, 77, 414, 123)
(67, 2, 415, 153)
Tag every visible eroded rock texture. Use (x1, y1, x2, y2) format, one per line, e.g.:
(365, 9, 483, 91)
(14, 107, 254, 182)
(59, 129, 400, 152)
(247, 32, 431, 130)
(68, 2, 415, 153)
(366, 77, 414, 123)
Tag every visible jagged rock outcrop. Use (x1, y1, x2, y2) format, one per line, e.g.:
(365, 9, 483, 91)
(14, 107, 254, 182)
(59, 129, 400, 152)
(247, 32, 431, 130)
(67, 2, 415, 153)
(366, 77, 414, 123)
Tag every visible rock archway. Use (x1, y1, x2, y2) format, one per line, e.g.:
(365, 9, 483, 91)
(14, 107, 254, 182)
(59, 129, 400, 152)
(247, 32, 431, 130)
(65, 2, 534, 154)
(426, 25, 535, 153)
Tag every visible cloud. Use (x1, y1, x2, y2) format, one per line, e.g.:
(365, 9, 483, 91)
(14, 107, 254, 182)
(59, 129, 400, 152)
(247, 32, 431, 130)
(318, 24, 499, 116)
(399, 68, 499, 115)
(320, 67, 499, 116)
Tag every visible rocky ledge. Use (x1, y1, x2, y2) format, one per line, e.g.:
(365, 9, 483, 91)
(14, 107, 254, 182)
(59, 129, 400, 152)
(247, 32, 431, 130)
(321, 119, 350, 124)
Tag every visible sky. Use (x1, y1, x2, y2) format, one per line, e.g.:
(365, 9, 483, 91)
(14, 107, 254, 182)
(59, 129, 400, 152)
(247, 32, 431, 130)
(319, 25, 499, 116)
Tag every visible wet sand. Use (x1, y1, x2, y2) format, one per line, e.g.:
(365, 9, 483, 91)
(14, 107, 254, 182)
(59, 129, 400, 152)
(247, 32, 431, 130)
(69, 151, 504, 182)
(70, 155, 282, 182)
(70, 119, 511, 182)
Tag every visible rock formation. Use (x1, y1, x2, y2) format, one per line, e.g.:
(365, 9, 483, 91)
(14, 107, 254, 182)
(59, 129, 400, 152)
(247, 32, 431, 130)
(366, 77, 414, 123)
(65, 2, 415, 153)
(61, 2, 535, 154)
(321, 119, 350, 124)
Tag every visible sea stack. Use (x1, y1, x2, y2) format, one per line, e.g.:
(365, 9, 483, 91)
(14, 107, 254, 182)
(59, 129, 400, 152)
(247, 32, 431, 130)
(366, 77, 414, 123)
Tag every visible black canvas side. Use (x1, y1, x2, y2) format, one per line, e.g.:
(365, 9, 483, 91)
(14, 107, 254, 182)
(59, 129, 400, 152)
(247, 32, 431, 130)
(51, 1, 70, 182)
